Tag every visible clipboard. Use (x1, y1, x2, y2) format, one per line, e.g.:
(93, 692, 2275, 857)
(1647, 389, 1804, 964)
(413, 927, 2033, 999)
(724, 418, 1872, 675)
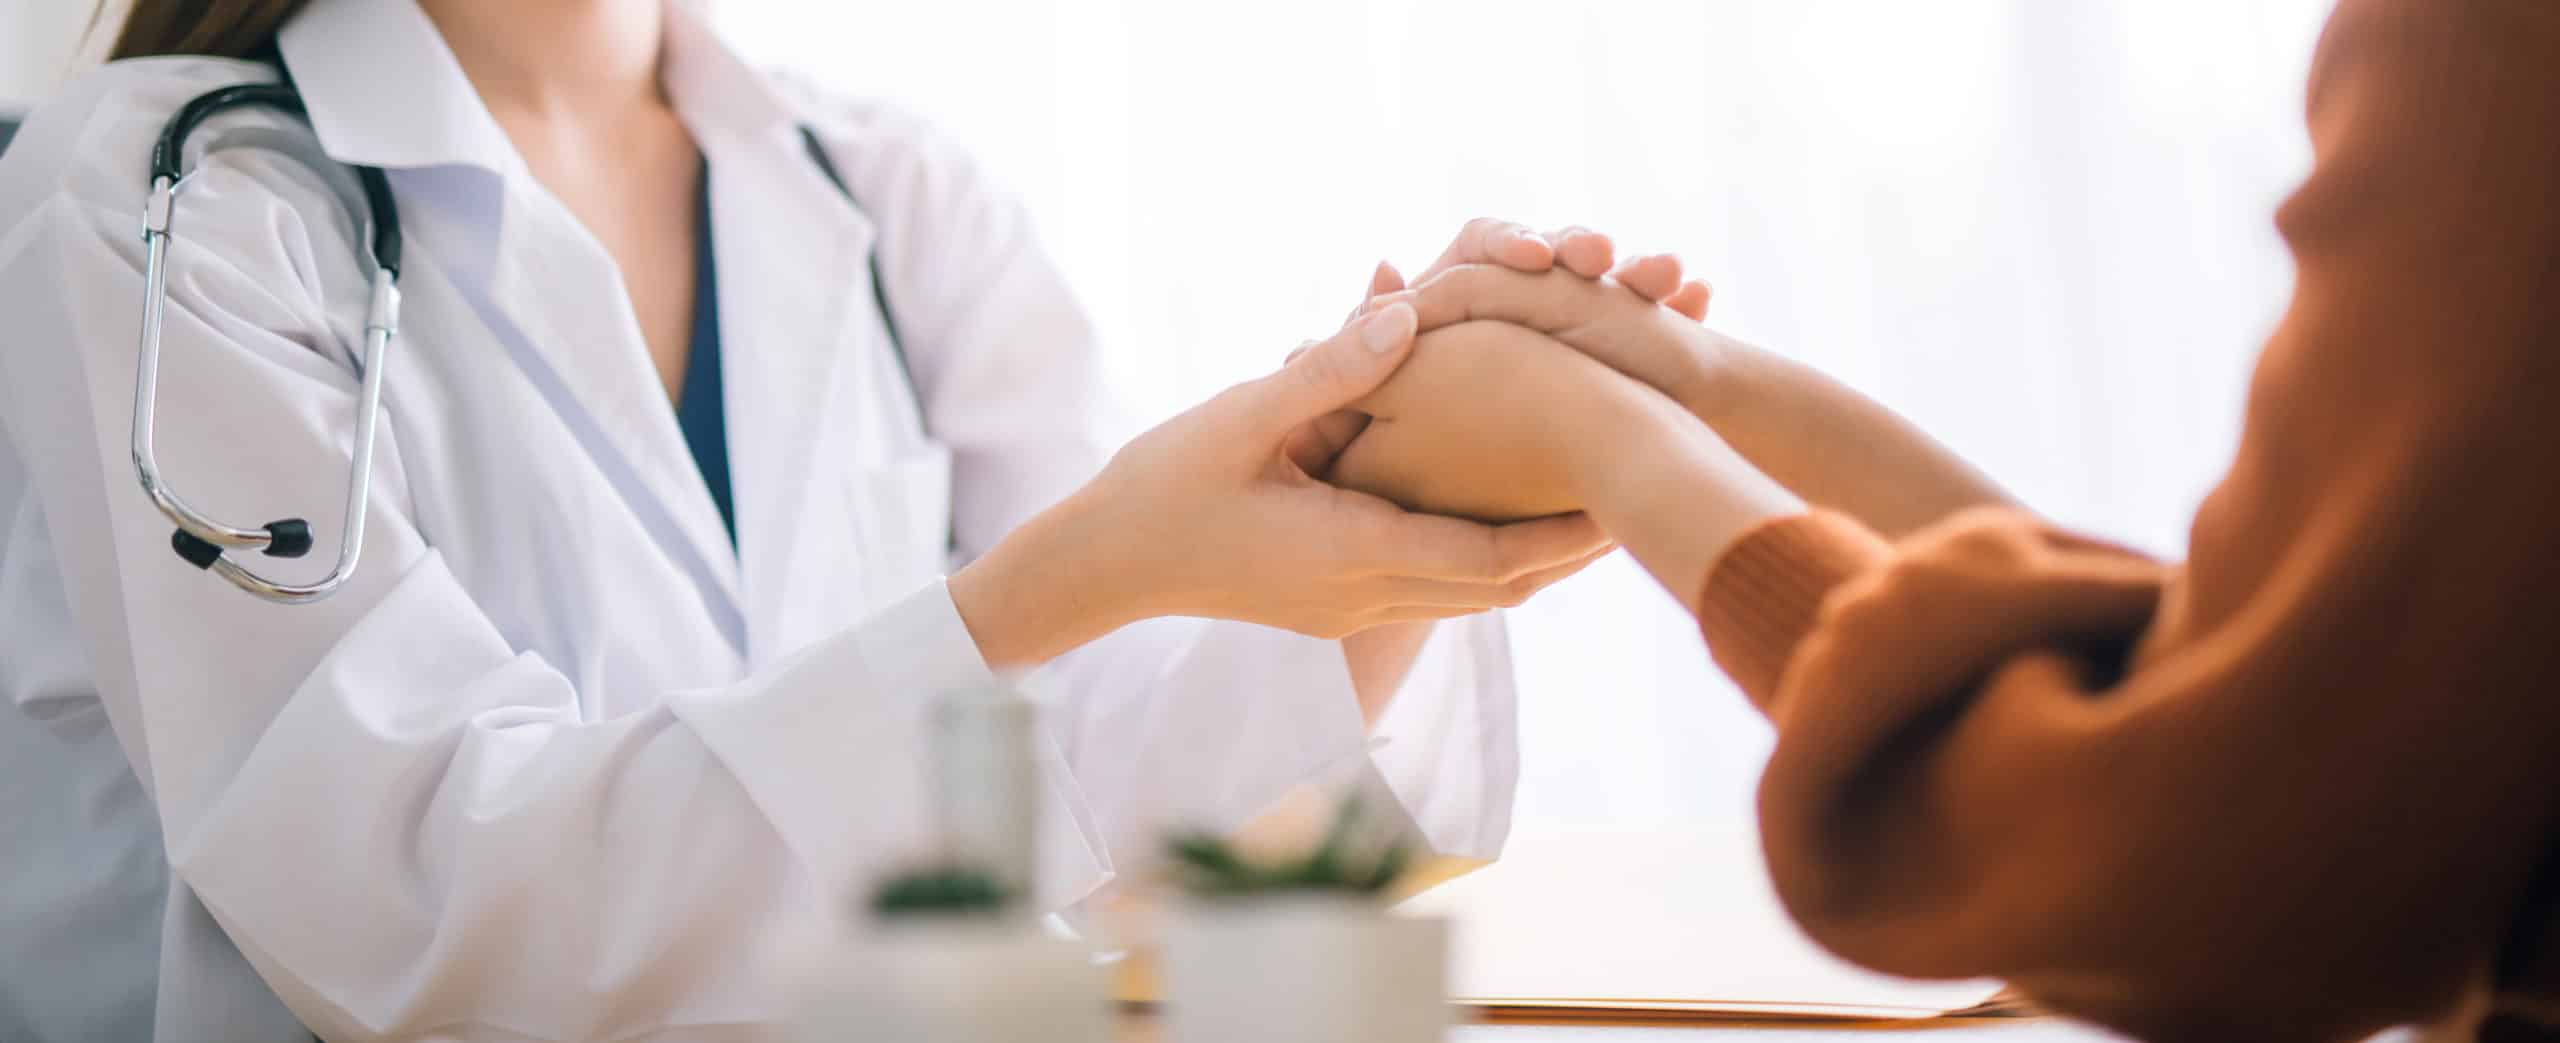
(1396, 823, 2006, 1020)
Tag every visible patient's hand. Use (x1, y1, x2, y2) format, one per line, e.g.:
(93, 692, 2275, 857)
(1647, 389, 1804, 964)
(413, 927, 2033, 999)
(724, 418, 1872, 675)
(1310, 223, 1716, 523)
(1285, 218, 1667, 487)
(1332, 320, 1695, 523)
(1377, 265, 1736, 420)
(1357, 265, 2017, 539)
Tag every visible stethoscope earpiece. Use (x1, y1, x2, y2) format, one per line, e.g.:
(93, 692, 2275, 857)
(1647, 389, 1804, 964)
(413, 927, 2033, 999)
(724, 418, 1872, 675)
(263, 520, 315, 558)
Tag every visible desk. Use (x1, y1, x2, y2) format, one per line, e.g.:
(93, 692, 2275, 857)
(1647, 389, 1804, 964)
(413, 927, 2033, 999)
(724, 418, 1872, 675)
(1118, 1014, 2124, 1041)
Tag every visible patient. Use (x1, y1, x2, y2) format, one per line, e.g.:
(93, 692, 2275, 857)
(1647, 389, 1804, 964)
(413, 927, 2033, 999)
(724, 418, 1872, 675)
(1327, 0, 2560, 1040)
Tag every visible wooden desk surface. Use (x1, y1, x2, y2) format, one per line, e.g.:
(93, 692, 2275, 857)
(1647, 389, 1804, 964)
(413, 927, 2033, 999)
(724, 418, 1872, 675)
(1118, 1014, 2123, 1041)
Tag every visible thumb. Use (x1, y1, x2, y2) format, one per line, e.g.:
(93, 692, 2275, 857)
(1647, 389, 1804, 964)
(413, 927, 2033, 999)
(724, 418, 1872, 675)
(1239, 302, 1418, 438)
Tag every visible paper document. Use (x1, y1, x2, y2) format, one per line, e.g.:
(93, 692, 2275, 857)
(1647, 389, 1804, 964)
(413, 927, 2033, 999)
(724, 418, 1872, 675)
(1396, 821, 2005, 1019)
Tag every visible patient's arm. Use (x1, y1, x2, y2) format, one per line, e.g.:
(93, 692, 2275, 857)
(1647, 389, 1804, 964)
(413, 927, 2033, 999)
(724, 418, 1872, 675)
(1341, 268, 2012, 535)
(1334, 320, 1802, 594)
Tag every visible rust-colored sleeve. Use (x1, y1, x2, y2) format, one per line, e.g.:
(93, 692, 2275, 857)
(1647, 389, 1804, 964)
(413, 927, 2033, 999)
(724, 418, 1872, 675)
(1694, 1, 2560, 1039)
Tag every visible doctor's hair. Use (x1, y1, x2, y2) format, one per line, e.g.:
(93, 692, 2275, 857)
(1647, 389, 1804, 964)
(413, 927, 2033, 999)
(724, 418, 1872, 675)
(100, 0, 311, 61)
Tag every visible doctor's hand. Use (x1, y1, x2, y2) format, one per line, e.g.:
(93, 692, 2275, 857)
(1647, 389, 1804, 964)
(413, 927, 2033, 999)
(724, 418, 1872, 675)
(1391, 217, 1714, 321)
(1327, 315, 1703, 523)
(947, 302, 1612, 668)
(1291, 219, 1712, 485)
(1329, 267, 1749, 523)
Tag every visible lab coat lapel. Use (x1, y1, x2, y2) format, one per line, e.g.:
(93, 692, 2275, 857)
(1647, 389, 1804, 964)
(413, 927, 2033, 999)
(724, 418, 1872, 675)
(479, 186, 749, 620)
(283, 0, 750, 631)
(698, 126, 872, 662)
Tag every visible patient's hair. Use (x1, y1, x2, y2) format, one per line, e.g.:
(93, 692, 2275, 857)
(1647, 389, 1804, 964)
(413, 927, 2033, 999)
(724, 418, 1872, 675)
(103, 0, 311, 61)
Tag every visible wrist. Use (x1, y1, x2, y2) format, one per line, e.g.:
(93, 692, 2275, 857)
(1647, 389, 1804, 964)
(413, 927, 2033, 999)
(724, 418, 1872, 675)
(1565, 384, 1718, 511)
(1572, 390, 1805, 570)
(948, 491, 1149, 668)
(1670, 326, 1777, 434)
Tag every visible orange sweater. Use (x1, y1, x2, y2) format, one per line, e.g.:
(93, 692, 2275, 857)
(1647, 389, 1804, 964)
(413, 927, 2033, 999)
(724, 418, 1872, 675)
(1692, 1, 2560, 1040)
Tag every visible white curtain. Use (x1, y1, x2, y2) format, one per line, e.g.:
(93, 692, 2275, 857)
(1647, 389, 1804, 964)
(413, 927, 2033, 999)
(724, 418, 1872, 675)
(717, 0, 2336, 833)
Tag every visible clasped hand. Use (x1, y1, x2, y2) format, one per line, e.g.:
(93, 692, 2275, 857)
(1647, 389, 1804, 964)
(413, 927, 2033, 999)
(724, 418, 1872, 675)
(951, 218, 1759, 669)
(950, 221, 1681, 665)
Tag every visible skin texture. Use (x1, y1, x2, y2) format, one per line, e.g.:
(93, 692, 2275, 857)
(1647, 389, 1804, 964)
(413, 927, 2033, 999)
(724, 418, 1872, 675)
(1307, 221, 1699, 716)
(1334, 322, 1635, 523)
(1342, 266, 2010, 540)
(1330, 318, 1808, 603)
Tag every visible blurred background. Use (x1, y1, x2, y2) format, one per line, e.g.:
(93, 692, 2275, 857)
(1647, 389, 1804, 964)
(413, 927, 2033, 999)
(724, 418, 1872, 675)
(4, 0, 2336, 840)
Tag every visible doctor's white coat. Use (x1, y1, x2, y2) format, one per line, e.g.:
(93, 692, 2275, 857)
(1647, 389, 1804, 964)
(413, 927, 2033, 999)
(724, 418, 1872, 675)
(0, 2, 1519, 1039)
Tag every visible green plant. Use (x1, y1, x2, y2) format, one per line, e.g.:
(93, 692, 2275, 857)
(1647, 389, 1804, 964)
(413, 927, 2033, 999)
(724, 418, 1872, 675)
(1165, 795, 1413, 899)
(869, 864, 1013, 919)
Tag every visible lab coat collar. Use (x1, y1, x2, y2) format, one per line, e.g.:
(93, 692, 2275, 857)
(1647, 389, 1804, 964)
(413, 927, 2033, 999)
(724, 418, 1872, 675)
(277, 0, 796, 176)
(660, 4, 800, 147)
(693, 105, 882, 663)
(272, 0, 522, 176)
(282, 0, 864, 659)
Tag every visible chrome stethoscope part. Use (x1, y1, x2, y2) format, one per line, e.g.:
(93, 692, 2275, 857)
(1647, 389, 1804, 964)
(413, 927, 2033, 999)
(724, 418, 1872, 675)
(131, 80, 909, 606)
(131, 80, 403, 605)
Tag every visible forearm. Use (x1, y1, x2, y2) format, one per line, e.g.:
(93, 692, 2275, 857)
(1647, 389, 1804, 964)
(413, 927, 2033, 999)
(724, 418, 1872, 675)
(1698, 332, 2013, 538)
(1374, 267, 2009, 537)
(1340, 622, 1435, 726)
(948, 490, 1144, 669)
(1574, 393, 1808, 616)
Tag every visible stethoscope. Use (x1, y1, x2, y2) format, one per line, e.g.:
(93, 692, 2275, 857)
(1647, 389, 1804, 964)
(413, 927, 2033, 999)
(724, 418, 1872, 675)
(132, 77, 912, 606)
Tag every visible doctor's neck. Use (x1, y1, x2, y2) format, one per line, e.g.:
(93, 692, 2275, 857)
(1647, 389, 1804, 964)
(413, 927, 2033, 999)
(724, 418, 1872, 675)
(420, 0, 670, 121)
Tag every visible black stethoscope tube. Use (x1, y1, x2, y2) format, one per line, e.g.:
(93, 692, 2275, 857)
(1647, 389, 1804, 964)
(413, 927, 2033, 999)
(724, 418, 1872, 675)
(132, 78, 916, 605)
(135, 80, 400, 604)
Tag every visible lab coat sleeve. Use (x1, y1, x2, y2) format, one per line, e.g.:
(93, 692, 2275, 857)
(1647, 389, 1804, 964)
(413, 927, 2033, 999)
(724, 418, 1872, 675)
(824, 98, 1521, 874)
(0, 105, 1104, 1043)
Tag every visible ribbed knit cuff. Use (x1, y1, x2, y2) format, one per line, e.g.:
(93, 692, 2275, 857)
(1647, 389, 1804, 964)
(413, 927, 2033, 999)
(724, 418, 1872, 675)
(1695, 510, 1891, 711)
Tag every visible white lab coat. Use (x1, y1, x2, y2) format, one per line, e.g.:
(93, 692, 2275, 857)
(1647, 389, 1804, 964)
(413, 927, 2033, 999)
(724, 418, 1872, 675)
(0, 2, 1519, 1039)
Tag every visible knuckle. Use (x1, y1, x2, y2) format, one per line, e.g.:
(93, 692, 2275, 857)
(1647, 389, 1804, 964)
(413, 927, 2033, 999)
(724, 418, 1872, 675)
(1459, 216, 1520, 254)
(1431, 263, 1497, 296)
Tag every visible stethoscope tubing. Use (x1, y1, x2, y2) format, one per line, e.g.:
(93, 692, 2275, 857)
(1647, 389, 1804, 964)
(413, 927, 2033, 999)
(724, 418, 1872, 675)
(133, 81, 401, 605)
(134, 78, 911, 606)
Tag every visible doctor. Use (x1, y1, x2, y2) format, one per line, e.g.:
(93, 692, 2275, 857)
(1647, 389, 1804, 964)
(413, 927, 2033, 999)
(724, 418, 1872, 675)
(0, 0, 1710, 1040)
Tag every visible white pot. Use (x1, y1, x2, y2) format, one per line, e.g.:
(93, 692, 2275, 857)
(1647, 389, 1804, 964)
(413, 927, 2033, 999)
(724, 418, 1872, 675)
(1161, 896, 1450, 1043)
(797, 921, 1110, 1043)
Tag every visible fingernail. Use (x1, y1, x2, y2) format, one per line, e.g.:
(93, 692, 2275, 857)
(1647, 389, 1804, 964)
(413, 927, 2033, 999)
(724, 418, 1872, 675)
(1512, 229, 1547, 245)
(1360, 302, 1415, 353)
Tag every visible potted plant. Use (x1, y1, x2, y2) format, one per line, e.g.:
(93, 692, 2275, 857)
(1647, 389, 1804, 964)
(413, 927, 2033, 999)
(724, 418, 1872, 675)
(1157, 796, 1450, 1043)
(796, 684, 1111, 1043)
(798, 863, 1109, 1043)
